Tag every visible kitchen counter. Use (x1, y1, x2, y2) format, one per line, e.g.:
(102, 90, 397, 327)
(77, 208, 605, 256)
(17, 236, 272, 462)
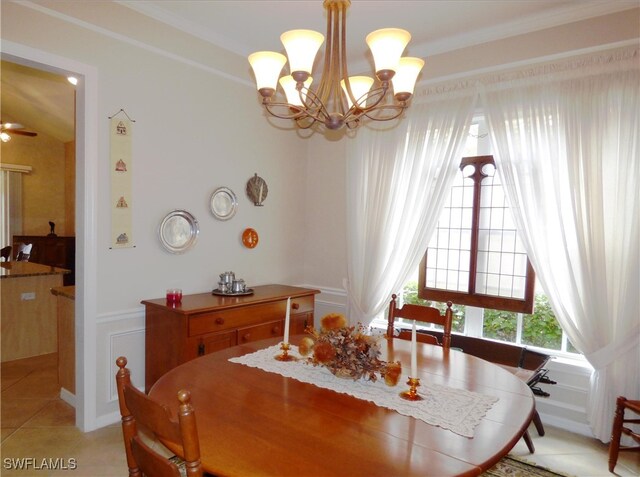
(1, 262, 68, 362)
(52, 285, 75, 399)
(1, 261, 69, 279)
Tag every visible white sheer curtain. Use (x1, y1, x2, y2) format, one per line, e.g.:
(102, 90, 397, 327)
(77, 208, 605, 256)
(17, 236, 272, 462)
(345, 91, 476, 324)
(481, 46, 639, 442)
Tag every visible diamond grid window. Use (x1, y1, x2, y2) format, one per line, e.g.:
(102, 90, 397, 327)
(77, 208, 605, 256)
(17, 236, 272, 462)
(419, 155, 535, 314)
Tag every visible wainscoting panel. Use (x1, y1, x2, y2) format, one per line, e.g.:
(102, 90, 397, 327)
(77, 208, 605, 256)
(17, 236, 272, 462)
(95, 308, 145, 427)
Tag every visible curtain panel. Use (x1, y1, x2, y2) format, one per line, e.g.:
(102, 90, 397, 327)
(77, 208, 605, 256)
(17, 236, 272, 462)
(480, 45, 639, 442)
(345, 91, 476, 325)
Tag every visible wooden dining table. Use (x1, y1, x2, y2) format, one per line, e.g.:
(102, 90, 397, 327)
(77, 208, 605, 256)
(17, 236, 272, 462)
(148, 336, 534, 477)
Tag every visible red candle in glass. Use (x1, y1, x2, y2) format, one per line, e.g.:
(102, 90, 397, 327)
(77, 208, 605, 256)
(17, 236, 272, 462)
(166, 288, 182, 305)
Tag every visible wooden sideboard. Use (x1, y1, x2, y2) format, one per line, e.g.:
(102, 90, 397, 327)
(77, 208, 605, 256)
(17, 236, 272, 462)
(142, 284, 320, 392)
(13, 235, 75, 285)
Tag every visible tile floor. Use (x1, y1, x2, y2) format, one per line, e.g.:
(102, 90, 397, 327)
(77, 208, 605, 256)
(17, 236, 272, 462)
(1, 353, 638, 477)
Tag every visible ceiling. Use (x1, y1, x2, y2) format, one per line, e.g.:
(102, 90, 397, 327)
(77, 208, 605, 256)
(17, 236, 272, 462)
(1, 61, 76, 144)
(2, 0, 635, 143)
(120, 0, 635, 68)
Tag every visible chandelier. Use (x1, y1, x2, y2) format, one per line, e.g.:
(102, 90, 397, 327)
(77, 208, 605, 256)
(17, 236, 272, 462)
(248, 0, 424, 131)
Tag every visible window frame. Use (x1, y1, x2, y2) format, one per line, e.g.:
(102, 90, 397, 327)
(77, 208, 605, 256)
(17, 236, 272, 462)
(418, 155, 536, 314)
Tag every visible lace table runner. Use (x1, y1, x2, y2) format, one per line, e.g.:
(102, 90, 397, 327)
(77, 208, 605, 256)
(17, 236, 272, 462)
(229, 344, 498, 438)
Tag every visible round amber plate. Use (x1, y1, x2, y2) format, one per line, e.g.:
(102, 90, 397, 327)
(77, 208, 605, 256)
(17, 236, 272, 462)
(242, 228, 259, 248)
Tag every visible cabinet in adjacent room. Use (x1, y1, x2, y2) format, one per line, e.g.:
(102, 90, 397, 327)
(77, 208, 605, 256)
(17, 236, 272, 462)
(13, 235, 75, 285)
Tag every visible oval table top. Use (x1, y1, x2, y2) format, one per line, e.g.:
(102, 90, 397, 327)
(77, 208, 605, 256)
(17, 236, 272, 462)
(149, 336, 534, 477)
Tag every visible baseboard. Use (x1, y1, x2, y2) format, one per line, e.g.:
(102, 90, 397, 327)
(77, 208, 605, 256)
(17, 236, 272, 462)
(60, 387, 76, 408)
(94, 410, 122, 429)
(538, 411, 593, 438)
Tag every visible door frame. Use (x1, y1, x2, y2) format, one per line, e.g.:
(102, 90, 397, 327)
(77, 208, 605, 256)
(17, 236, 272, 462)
(2, 40, 99, 431)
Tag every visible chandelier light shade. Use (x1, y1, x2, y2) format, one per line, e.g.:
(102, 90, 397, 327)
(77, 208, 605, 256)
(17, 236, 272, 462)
(248, 0, 424, 132)
(247, 51, 287, 91)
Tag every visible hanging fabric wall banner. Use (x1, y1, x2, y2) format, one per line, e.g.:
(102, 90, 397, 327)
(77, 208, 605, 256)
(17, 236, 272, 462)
(110, 115, 134, 248)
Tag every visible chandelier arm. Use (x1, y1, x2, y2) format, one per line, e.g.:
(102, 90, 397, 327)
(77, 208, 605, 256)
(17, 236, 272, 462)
(262, 101, 313, 121)
(262, 92, 332, 126)
(297, 85, 332, 122)
(356, 84, 390, 112)
(339, 3, 359, 111)
(330, 2, 345, 117)
(361, 104, 407, 122)
(295, 116, 319, 129)
(315, 2, 334, 106)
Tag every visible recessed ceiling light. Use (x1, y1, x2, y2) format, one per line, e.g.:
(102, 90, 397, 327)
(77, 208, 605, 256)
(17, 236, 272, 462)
(67, 76, 78, 85)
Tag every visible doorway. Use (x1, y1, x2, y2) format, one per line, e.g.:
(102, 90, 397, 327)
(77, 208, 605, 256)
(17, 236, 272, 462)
(2, 41, 99, 432)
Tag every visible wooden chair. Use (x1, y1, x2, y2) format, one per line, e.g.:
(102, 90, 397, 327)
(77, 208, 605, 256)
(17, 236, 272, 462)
(0, 246, 11, 262)
(115, 356, 204, 477)
(387, 294, 453, 349)
(608, 396, 640, 472)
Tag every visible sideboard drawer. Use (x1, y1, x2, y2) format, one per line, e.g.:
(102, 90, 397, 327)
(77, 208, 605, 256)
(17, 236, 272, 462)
(290, 295, 314, 314)
(238, 320, 284, 344)
(189, 301, 285, 336)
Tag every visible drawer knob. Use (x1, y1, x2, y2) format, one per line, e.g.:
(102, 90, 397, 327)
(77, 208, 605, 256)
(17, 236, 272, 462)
(272, 326, 280, 334)
(216, 317, 225, 325)
(291, 302, 300, 310)
(242, 333, 250, 341)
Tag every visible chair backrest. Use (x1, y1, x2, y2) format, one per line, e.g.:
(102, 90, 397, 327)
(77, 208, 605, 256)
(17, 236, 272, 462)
(387, 294, 453, 349)
(115, 356, 203, 477)
(0, 246, 11, 262)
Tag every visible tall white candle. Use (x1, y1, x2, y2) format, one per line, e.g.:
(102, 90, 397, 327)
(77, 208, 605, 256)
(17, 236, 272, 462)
(283, 297, 291, 344)
(411, 320, 417, 377)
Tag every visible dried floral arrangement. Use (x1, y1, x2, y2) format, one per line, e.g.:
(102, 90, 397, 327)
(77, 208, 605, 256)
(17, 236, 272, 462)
(298, 313, 402, 386)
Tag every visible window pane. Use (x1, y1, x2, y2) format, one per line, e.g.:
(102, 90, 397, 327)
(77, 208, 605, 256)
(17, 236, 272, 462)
(483, 308, 517, 342)
(460, 229, 472, 251)
(458, 271, 469, 292)
(499, 275, 513, 296)
(487, 252, 501, 274)
(449, 229, 461, 249)
(521, 293, 562, 350)
(486, 273, 500, 294)
(459, 250, 471, 271)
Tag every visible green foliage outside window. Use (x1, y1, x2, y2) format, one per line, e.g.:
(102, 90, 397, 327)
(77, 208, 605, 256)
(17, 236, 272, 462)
(483, 293, 563, 349)
(521, 294, 563, 349)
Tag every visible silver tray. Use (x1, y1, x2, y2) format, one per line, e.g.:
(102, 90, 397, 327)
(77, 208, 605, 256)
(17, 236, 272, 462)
(212, 288, 254, 297)
(158, 209, 199, 254)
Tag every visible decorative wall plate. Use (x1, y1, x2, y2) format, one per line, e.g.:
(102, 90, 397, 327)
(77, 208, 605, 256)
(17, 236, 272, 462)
(246, 173, 268, 206)
(210, 187, 238, 220)
(158, 210, 199, 253)
(242, 228, 259, 248)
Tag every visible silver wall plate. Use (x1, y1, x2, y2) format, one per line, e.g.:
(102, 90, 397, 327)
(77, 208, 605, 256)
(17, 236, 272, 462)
(210, 187, 238, 221)
(158, 209, 199, 253)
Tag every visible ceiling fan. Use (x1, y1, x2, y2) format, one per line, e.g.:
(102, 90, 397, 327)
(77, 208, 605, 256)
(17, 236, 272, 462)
(1, 122, 38, 142)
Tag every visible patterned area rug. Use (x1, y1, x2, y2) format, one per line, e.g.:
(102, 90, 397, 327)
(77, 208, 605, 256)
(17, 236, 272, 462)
(482, 456, 575, 477)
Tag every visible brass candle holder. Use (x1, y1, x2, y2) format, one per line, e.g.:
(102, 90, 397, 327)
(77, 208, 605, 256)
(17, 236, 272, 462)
(399, 377, 423, 401)
(274, 342, 297, 362)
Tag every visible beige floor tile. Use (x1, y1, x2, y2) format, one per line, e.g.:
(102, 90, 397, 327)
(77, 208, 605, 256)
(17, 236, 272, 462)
(1, 427, 84, 458)
(1, 397, 51, 428)
(2, 370, 61, 399)
(2, 427, 17, 441)
(23, 400, 76, 428)
(615, 451, 640, 475)
(1, 375, 23, 390)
